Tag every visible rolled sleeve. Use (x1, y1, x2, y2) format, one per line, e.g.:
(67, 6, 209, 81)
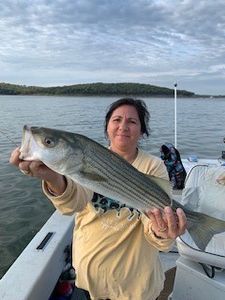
(42, 177, 94, 215)
(141, 214, 174, 252)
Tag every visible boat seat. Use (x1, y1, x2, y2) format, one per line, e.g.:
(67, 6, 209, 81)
(176, 164, 225, 269)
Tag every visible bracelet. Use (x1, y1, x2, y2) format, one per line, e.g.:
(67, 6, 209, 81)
(152, 230, 164, 239)
(46, 176, 67, 196)
(46, 185, 59, 196)
(150, 224, 164, 239)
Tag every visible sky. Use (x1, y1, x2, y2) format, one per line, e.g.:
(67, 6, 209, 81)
(0, 0, 225, 95)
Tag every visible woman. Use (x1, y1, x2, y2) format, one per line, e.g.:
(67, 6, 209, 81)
(10, 98, 186, 300)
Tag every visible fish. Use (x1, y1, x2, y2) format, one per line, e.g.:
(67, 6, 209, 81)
(19, 125, 225, 251)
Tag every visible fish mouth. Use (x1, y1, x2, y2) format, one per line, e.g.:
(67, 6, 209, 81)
(19, 125, 40, 161)
(23, 125, 42, 134)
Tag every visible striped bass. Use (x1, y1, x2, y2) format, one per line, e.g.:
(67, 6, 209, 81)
(19, 125, 225, 251)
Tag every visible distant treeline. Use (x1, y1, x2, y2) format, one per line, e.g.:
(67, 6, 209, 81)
(0, 82, 195, 97)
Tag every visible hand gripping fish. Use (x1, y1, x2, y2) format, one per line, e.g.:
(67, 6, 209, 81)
(19, 125, 225, 251)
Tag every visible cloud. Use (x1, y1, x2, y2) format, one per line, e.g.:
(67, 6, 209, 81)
(0, 0, 225, 94)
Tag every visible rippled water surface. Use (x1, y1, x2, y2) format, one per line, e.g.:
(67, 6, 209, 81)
(0, 95, 225, 278)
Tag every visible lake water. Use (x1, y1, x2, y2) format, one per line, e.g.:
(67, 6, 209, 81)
(0, 95, 225, 278)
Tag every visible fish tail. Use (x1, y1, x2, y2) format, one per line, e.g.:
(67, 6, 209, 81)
(186, 211, 225, 251)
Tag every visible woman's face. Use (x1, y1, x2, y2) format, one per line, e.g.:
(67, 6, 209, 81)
(107, 105, 142, 150)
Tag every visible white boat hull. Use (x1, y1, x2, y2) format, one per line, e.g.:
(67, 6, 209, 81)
(1, 158, 225, 300)
(0, 211, 74, 300)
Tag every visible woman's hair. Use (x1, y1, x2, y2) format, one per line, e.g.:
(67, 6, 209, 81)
(104, 97, 150, 137)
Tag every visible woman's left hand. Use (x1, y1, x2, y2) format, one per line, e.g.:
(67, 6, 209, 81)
(146, 206, 187, 239)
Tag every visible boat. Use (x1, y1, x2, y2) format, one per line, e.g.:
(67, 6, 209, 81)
(1, 86, 225, 299)
(169, 159, 225, 300)
(0, 210, 75, 300)
(0, 157, 225, 300)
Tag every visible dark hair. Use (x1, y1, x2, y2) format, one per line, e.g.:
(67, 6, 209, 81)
(104, 97, 150, 137)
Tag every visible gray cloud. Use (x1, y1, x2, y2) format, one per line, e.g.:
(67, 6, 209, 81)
(0, 0, 225, 94)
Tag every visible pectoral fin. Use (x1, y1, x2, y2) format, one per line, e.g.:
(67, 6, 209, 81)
(79, 165, 107, 182)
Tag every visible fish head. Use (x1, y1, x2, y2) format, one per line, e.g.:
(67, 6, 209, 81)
(19, 125, 83, 175)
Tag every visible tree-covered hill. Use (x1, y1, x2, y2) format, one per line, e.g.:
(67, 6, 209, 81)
(0, 82, 195, 97)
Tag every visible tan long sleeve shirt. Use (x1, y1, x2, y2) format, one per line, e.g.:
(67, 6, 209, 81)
(43, 150, 174, 300)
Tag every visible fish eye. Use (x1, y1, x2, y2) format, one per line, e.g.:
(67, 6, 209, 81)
(43, 137, 55, 148)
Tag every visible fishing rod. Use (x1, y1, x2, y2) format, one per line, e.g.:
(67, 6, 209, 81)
(0, 129, 19, 147)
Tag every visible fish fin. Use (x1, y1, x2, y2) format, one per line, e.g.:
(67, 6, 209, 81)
(147, 175, 172, 197)
(186, 211, 225, 251)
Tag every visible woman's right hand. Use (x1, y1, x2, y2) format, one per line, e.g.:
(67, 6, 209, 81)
(9, 147, 67, 195)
